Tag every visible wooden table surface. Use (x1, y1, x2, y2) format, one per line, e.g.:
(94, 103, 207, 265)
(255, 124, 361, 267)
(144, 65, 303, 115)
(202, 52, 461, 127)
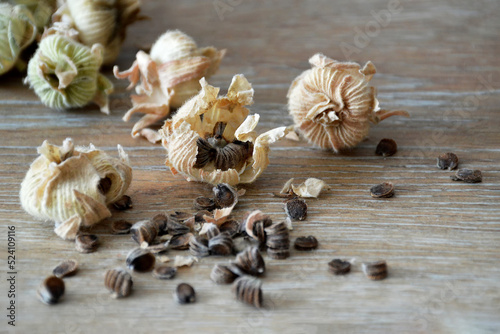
(1, 0, 499, 333)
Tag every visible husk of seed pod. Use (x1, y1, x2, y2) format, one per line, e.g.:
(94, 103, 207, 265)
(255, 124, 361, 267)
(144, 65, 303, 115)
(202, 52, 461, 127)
(159, 74, 289, 186)
(52, 0, 141, 65)
(113, 30, 226, 143)
(288, 53, 409, 151)
(0, 3, 37, 75)
(19, 138, 132, 240)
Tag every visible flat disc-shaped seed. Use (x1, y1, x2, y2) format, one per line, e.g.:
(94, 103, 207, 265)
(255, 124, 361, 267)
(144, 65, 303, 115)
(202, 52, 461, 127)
(112, 195, 133, 210)
(53, 259, 79, 278)
(193, 196, 216, 211)
(451, 168, 482, 183)
(362, 260, 388, 280)
(37, 276, 65, 305)
(75, 234, 99, 253)
(285, 198, 307, 221)
(111, 220, 132, 234)
(437, 152, 458, 170)
(152, 266, 177, 280)
(294, 236, 318, 251)
(370, 182, 394, 198)
(375, 138, 398, 156)
(328, 259, 351, 275)
(175, 283, 196, 304)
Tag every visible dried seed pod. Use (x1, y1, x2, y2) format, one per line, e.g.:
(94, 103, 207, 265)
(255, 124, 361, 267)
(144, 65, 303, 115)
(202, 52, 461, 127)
(437, 152, 458, 170)
(37, 276, 65, 305)
(151, 213, 169, 236)
(288, 53, 409, 151)
(104, 268, 133, 298)
(210, 264, 238, 284)
(126, 248, 155, 272)
(169, 233, 194, 250)
(294, 236, 318, 251)
(284, 197, 307, 221)
(130, 220, 158, 245)
(75, 234, 99, 253)
(232, 276, 263, 308)
(152, 266, 177, 280)
(370, 182, 394, 198)
(265, 222, 290, 260)
(244, 210, 272, 242)
(193, 196, 215, 211)
(175, 283, 196, 304)
(111, 220, 132, 234)
(112, 195, 132, 210)
(205, 223, 221, 240)
(451, 169, 482, 183)
(167, 220, 191, 236)
(219, 219, 241, 237)
(213, 183, 239, 209)
(232, 247, 265, 277)
(208, 232, 234, 256)
(53, 259, 78, 278)
(169, 211, 192, 223)
(362, 260, 388, 280)
(328, 259, 351, 275)
(375, 138, 398, 157)
(189, 236, 210, 257)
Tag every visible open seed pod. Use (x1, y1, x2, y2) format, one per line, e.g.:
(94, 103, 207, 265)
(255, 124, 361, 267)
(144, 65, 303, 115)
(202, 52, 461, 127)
(159, 75, 289, 186)
(288, 53, 409, 151)
(114, 30, 226, 143)
(19, 138, 132, 240)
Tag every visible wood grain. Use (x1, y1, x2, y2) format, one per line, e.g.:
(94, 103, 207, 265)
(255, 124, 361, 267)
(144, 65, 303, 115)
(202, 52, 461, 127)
(1, 0, 499, 333)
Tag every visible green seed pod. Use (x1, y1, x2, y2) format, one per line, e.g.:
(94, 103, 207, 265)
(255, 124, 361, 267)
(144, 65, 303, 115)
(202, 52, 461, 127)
(0, 3, 37, 75)
(25, 34, 113, 113)
(10, 0, 57, 32)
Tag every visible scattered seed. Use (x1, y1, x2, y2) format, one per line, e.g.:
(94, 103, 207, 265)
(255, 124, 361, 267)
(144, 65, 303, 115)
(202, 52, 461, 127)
(219, 219, 240, 237)
(151, 213, 169, 236)
(328, 259, 351, 275)
(52, 259, 78, 278)
(375, 138, 398, 156)
(211, 264, 239, 284)
(193, 196, 216, 211)
(244, 210, 272, 243)
(370, 182, 395, 198)
(231, 246, 265, 276)
(104, 268, 133, 298)
(451, 168, 482, 183)
(111, 220, 132, 234)
(437, 152, 458, 170)
(213, 183, 238, 209)
(284, 197, 307, 221)
(175, 283, 196, 304)
(208, 232, 234, 256)
(75, 234, 99, 253)
(169, 233, 194, 250)
(126, 248, 155, 272)
(112, 195, 133, 210)
(167, 220, 191, 236)
(294, 236, 318, 251)
(233, 276, 263, 308)
(362, 260, 388, 280)
(169, 212, 192, 223)
(131, 220, 158, 245)
(265, 222, 290, 260)
(152, 266, 177, 280)
(37, 276, 65, 305)
(189, 236, 210, 257)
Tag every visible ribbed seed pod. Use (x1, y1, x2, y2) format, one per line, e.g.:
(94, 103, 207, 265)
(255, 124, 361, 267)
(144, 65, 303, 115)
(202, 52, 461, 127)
(104, 268, 133, 298)
(130, 220, 158, 245)
(169, 233, 194, 250)
(231, 246, 265, 277)
(232, 276, 263, 308)
(244, 210, 272, 244)
(151, 213, 169, 236)
(265, 222, 290, 259)
(126, 248, 155, 272)
(189, 236, 210, 257)
(210, 264, 238, 284)
(208, 232, 233, 256)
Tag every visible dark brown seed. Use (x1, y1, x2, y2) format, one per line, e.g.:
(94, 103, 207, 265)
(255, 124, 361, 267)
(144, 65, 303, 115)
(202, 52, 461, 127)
(244, 210, 272, 242)
(169, 211, 192, 223)
(189, 236, 210, 257)
(167, 220, 191, 236)
(98, 177, 112, 195)
(284, 197, 307, 221)
(451, 168, 482, 183)
(37, 276, 65, 305)
(75, 234, 99, 253)
(370, 182, 394, 198)
(151, 213, 169, 236)
(328, 259, 351, 275)
(53, 259, 78, 278)
(130, 220, 158, 245)
(104, 268, 133, 298)
(232, 246, 265, 276)
(211, 264, 239, 284)
(375, 138, 398, 157)
(112, 195, 132, 210)
(170, 233, 194, 250)
(111, 220, 132, 234)
(266, 248, 290, 260)
(362, 260, 388, 280)
(232, 276, 263, 308)
(145, 241, 169, 254)
(194, 137, 217, 169)
(205, 223, 220, 240)
(152, 266, 177, 280)
(437, 152, 459, 170)
(193, 196, 216, 211)
(208, 232, 233, 256)
(126, 248, 155, 272)
(219, 219, 241, 237)
(265, 222, 290, 260)
(213, 183, 238, 209)
(294, 236, 318, 251)
(175, 283, 196, 304)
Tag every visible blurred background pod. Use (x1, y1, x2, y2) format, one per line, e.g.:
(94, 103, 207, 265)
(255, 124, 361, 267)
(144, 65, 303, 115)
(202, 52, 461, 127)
(10, 0, 57, 33)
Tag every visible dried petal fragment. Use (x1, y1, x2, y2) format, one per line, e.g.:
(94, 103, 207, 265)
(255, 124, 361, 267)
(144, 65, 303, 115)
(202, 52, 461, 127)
(281, 178, 328, 198)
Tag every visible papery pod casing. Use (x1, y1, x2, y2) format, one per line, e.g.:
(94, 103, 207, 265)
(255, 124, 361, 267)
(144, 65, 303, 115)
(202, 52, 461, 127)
(25, 33, 113, 113)
(19, 138, 132, 240)
(288, 53, 409, 151)
(53, 0, 141, 65)
(0, 3, 37, 75)
(114, 30, 226, 143)
(10, 0, 57, 32)
(159, 75, 288, 186)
